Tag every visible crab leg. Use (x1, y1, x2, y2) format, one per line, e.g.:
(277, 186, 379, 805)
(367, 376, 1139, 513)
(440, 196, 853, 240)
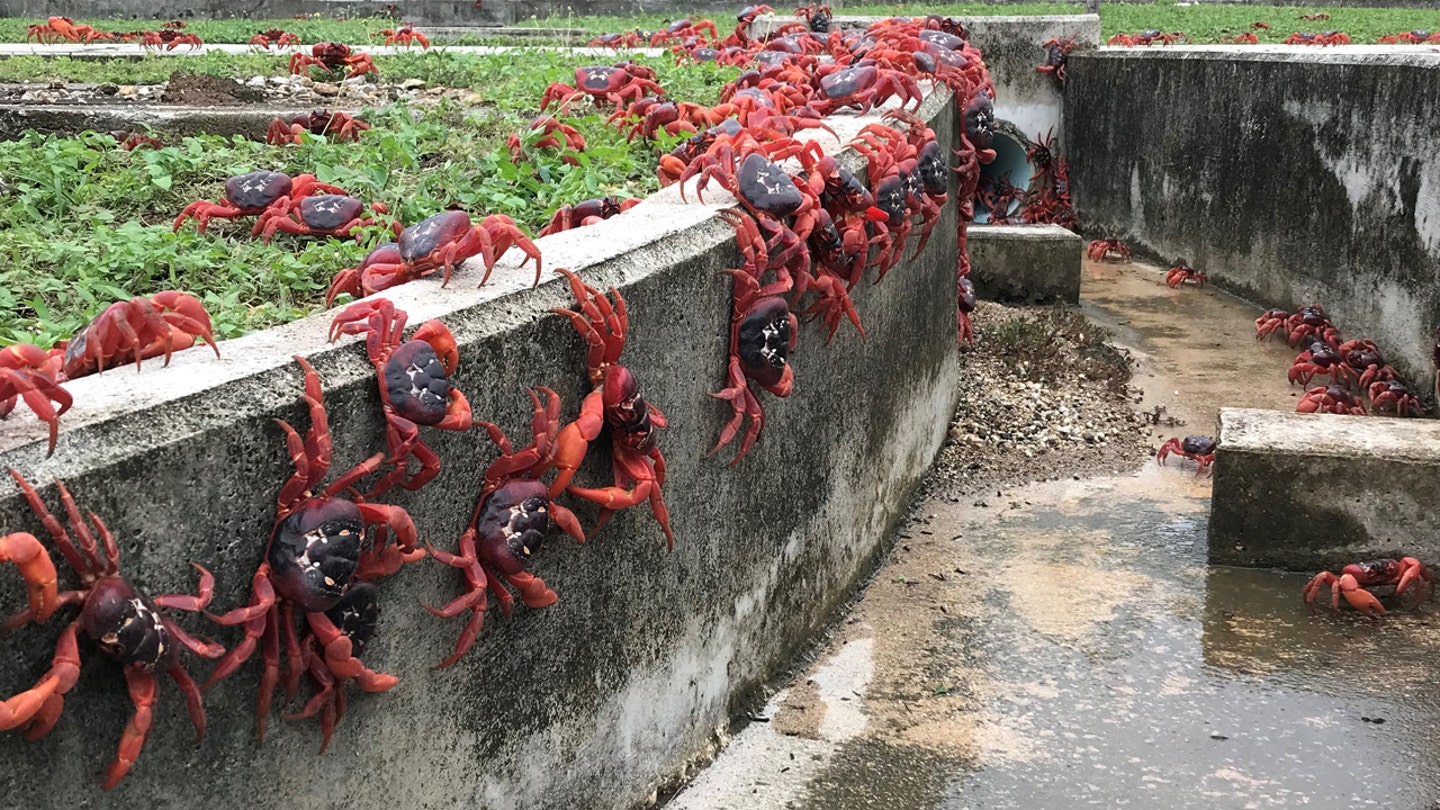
(18, 621, 81, 740)
(0, 532, 59, 621)
(425, 530, 491, 669)
(101, 668, 156, 789)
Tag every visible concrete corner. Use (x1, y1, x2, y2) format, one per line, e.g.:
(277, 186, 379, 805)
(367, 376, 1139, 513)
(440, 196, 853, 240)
(1209, 407, 1440, 570)
(968, 224, 1081, 304)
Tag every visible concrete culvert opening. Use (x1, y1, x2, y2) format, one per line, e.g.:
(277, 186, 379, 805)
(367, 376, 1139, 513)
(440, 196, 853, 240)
(974, 129, 1034, 224)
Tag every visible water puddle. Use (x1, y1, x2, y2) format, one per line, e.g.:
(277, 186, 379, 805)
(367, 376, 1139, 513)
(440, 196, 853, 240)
(666, 260, 1440, 809)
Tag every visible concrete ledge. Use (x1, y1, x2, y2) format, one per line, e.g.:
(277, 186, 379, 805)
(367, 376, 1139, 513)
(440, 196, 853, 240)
(1209, 407, 1440, 570)
(1067, 48, 1440, 383)
(967, 223, 1081, 304)
(0, 93, 959, 808)
(0, 104, 360, 140)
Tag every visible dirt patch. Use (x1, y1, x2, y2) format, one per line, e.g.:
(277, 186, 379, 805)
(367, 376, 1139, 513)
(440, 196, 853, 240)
(159, 72, 265, 105)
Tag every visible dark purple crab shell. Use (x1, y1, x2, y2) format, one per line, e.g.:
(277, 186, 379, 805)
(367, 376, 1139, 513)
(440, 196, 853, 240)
(268, 497, 364, 613)
(964, 95, 996, 150)
(751, 50, 794, 67)
(912, 51, 937, 75)
(692, 47, 719, 61)
(820, 165, 873, 211)
(82, 576, 179, 672)
(1180, 436, 1217, 456)
(665, 18, 693, 34)
(918, 29, 965, 51)
(298, 195, 366, 230)
(1306, 341, 1342, 367)
(918, 141, 949, 196)
(225, 170, 293, 212)
(1296, 305, 1329, 327)
(737, 153, 803, 217)
(399, 210, 471, 264)
(808, 9, 831, 33)
(820, 65, 877, 100)
(957, 277, 976, 313)
(924, 42, 968, 70)
(1141, 29, 1162, 38)
(1412, 30, 1433, 38)
(576, 65, 623, 92)
(324, 580, 380, 656)
(734, 87, 778, 108)
(765, 33, 808, 53)
(384, 340, 453, 426)
(737, 297, 793, 386)
(872, 176, 908, 226)
(474, 480, 559, 576)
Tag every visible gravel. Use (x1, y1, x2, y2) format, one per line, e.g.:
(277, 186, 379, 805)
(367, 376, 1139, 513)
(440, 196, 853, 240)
(0, 76, 484, 107)
(923, 301, 1149, 499)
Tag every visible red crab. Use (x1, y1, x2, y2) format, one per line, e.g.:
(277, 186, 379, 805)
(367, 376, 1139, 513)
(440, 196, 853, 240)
(61, 291, 220, 380)
(204, 355, 421, 742)
(709, 211, 800, 465)
(957, 276, 976, 346)
(1338, 339, 1398, 389)
(808, 62, 924, 116)
(324, 242, 402, 305)
(540, 63, 666, 114)
(290, 43, 378, 80)
(548, 268, 673, 547)
(1287, 340, 1349, 387)
(1377, 30, 1439, 44)
(648, 18, 720, 46)
(1369, 380, 1425, 416)
(328, 298, 473, 497)
(250, 29, 302, 50)
(1232, 33, 1260, 44)
(174, 170, 346, 233)
(1251, 21, 1271, 30)
(1297, 384, 1366, 415)
(141, 29, 203, 51)
(1155, 435, 1216, 477)
(1284, 304, 1339, 348)
(1, 469, 224, 788)
(1036, 35, 1077, 84)
(796, 3, 832, 33)
(507, 115, 586, 165)
(1086, 238, 1131, 262)
(0, 344, 69, 456)
(1284, 31, 1352, 45)
(267, 110, 370, 145)
(1300, 13, 1331, 21)
(425, 387, 585, 668)
(253, 194, 395, 244)
(1107, 30, 1187, 47)
(1304, 557, 1433, 618)
(1165, 264, 1207, 288)
(1254, 308, 1290, 341)
(539, 196, 641, 236)
(396, 209, 542, 289)
(374, 24, 430, 48)
(27, 17, 115, 44)
(109, 130, 162, 151)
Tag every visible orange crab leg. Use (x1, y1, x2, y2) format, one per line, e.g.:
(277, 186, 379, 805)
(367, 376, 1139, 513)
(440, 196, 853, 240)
(101, 668, 156, 789)
(0, 532, 58, 621)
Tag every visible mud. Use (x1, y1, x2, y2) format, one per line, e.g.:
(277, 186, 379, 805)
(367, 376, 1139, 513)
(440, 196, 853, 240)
(159, 71, 264, 105)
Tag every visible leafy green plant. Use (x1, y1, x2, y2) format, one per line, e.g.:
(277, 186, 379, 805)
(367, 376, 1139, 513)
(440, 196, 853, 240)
(0, 51, 736, 347)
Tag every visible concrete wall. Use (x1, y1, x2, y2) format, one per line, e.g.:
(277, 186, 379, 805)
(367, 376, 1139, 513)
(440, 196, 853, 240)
(0, 0, 507, 26)
(1066, 47, 1440, 384)
(968, 223, 1082, 304)
(1209, 408, 1440, 570)
(0, 93, 959, 808)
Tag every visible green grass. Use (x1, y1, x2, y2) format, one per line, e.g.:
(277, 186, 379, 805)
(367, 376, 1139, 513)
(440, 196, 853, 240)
(519, 2, 1440, 43)
(0, 51, 737, 348)
(0, 16, 407, 45)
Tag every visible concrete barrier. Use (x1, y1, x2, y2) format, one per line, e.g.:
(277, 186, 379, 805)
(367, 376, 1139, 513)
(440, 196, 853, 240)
(968, 223, 1081, 304)
(1209, 407, 1440, 570)
(0, 91, 959, 809)
(1066, 47, 1440, 384)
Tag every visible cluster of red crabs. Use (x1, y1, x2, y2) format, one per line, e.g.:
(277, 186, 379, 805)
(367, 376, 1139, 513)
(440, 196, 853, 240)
(26, 17, 203, 49)
(0, 5, 1001, 787)
(1095, 14, 1437, 47)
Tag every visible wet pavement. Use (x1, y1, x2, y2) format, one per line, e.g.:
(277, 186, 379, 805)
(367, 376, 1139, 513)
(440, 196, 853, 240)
(666, 261, 1440, 810)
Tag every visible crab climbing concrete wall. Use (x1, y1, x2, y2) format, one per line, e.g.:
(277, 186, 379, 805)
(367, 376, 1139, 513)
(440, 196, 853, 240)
(0, 92, 958, 809)
(1064, 47, 1440, 384)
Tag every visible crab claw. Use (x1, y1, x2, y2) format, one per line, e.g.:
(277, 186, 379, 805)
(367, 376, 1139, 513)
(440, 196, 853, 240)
(411, 320, 459, 376)
(1334, 574, 1386, 619)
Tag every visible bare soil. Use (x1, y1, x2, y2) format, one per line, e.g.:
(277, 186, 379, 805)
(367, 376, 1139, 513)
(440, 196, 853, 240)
(160, 72, 265, 105)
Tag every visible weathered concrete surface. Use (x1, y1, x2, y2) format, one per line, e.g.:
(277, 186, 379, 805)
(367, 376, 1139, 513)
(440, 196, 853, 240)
(0, 42, 667, 59)
(0, 104, 360, 140)
(1210, 407, 1440, 570)
(1066, 47, 1440, 383)
(0, 94, 959, 809)
(968, 223, 1081, 304)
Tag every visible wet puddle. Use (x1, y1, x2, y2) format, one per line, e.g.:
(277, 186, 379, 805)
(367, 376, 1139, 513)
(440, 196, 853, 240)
(667, 261, 1440, 810)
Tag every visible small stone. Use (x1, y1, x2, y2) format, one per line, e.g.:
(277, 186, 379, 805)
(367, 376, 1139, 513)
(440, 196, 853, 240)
(246, 76, 266, 87)
(401, 78, 427, 90)
(463, 92, 484, 104)
(117, 85, 137, 97)
(97, 83, 118, 95)
(313, 82, 340, 96)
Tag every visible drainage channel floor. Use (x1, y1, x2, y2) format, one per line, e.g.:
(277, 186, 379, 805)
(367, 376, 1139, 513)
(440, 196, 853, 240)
(666, 261, 1440, 810)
